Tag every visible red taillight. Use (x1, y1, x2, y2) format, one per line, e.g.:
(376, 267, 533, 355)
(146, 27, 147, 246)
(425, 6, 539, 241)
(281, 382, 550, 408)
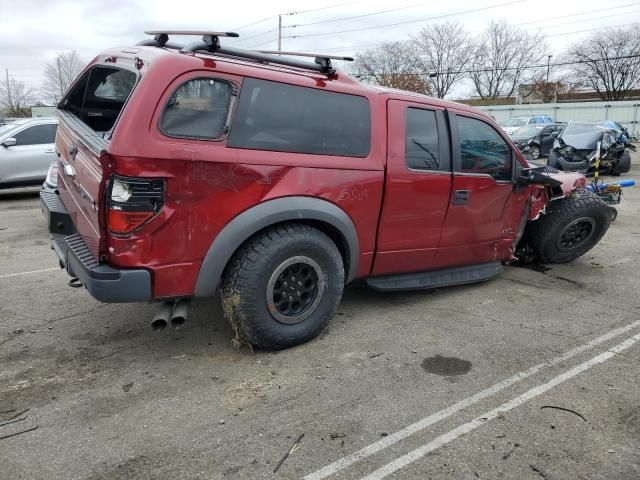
(107, 176, 164, 235)
(108, 210, 154, 234)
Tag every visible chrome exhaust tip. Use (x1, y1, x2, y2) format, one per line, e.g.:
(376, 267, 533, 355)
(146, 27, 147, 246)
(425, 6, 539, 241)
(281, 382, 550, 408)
(151, 302, 172, 332)
(169, 300, 189, 330)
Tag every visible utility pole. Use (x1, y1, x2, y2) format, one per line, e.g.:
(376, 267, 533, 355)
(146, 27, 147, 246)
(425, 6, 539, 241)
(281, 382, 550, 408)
(5, 68, 11, 114)
(57, 57, 64, 97)
(546, 54, 552, 83)
(277, 14, 282, 52)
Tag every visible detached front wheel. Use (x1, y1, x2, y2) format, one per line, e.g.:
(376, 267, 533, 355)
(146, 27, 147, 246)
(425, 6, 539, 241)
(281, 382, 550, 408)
(527, 190, 611, 264)
(221, 223, 344, 350)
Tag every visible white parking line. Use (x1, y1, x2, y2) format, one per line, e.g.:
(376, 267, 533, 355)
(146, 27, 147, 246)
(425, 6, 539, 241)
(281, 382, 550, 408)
(363, 331, 640, 479)
(0, 267, 58, 279)
(304, 319, 640, 480)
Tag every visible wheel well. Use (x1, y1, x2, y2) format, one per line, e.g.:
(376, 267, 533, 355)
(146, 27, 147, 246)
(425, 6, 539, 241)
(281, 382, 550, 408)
(225, 219, 350, 277)
(194, 197, 360, 297)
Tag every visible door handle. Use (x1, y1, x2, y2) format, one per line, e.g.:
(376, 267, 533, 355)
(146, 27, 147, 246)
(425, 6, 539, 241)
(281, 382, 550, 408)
(453, 189, 470, 205)
(45, 149, 55, 153)
(63, 164, 76, 178)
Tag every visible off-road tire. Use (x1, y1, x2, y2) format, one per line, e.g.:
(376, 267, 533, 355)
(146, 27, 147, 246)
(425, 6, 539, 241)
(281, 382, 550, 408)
(611, 151, 631, 175)
(220, 223, 344, 350)
(527, 190, 610, 264)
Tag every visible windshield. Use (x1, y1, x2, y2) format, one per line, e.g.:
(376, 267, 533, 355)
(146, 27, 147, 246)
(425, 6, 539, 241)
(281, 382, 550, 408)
(511, 125, 539, 138)
(0, 122, 27, 138)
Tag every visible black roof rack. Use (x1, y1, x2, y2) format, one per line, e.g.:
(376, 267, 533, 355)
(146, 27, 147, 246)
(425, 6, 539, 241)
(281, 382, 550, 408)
(257, 50, 353, 74)
(136, 31, 351, 75)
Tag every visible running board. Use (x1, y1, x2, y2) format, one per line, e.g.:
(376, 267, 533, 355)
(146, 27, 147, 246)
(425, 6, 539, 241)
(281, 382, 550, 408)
(366, 262, 503, 292)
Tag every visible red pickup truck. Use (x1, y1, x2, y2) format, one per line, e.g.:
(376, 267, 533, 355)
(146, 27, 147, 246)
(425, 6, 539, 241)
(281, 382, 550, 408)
(41, 32, 611, 349)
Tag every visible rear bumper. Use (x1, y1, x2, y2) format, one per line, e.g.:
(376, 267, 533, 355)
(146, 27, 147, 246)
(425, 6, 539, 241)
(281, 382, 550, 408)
(40, 189, 152, 303)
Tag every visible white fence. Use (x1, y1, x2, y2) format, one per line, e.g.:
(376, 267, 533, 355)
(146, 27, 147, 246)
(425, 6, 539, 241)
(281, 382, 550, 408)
(476, 100, 640, 139)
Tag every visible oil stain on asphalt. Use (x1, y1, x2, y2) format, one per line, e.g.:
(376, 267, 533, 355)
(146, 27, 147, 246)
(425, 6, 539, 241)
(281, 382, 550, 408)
(421, 355, 472, 376)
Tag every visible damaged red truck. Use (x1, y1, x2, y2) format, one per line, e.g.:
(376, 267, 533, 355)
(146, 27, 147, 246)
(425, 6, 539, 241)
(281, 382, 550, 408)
(41, 32, 612, 349)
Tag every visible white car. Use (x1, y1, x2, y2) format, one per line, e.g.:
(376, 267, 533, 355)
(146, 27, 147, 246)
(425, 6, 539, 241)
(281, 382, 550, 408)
(500, 115, 553, 136)
(0, 117, 58, 189)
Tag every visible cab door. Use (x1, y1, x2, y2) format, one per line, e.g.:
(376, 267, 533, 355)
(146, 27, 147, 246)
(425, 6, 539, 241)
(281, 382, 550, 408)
(433, 112, 529, 268)
(372, 100, 452, 276)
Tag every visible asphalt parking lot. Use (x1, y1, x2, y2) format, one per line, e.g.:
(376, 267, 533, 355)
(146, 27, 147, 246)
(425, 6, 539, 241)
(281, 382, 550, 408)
(1, 152, 640, 480)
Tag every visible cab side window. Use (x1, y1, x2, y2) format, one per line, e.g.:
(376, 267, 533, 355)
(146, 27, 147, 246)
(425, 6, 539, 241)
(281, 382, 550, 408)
(405, 108, 440, 170)
(13, 124, 57, 146)
(457, 116, 511, 181)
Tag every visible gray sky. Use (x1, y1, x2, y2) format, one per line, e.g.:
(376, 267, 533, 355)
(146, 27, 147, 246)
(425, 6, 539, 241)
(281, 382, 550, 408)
(1, 0, 639, 101)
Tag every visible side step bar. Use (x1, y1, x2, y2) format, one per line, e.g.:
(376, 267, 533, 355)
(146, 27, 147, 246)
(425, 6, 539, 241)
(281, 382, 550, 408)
(366, 262, 503, 292)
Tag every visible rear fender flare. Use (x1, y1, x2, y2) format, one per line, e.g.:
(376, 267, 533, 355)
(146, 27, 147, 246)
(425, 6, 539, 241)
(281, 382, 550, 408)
(193, 196, 359, 297)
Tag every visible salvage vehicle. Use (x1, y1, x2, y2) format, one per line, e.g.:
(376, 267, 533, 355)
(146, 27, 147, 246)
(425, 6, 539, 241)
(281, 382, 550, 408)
(500, 115, 553, 135)
(549, 121, 635, 175)
(510, 123, 565, 160)
(40, 31, 612, 349)
(0, 118, 58, 189)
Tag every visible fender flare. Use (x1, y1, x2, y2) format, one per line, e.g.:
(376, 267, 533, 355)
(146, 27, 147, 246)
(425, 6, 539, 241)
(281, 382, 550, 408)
(193, 196, 360, 297)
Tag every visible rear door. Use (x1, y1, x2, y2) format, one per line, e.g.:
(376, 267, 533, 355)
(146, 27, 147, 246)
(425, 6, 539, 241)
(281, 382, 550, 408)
(372, 100, 452, 276)
(433, 112, 527, 268)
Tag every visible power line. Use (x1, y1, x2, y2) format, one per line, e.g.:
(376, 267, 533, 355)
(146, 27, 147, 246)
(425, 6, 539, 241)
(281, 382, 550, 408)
(290, 2, 355, 15)
(230, 27, 279, 44)
(285, 3, 424, 29)
(355, 54, 640, 78)
(231, 2, 354, 44)
(231, 15, 277, 31)
(515, 2, 640, 26)
(546, 21, 639, 37)
(530, 9, 640, 31)
(296, 17, 640, 56)
(248, 37, 280, 49)
(283, 0, 528, 39)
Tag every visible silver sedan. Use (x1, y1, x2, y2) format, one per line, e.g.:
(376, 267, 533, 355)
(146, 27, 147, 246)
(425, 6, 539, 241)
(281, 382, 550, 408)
(0, 117, 58, 189)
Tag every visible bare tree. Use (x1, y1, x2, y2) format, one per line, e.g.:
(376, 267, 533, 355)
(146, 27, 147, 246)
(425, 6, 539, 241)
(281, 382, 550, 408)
(353, 41, 431, 95)
(42, 50, 85, 104)
(565, 25, 640, 101)
(412, 22, 474, 99)
(470, 21, 546, 100)
(0, 75, 35, 117)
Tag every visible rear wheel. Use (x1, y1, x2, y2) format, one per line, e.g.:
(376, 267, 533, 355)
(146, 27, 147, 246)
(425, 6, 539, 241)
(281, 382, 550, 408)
(220, 223, 344, 350)
(527, 190, 610, 264)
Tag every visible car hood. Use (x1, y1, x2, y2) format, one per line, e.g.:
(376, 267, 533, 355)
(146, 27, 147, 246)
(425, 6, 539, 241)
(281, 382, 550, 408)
(511, 135, 534, 142)
(559, 130, 603, 150)
(502, 126, 521, 135)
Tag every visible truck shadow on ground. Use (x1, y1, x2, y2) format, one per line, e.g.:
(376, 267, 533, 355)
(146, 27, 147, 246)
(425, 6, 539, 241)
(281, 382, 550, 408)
(0, 187, 41, 201)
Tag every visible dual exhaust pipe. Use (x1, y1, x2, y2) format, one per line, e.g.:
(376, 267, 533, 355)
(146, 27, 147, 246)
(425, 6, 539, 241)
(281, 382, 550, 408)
(151, 300, 189, 332)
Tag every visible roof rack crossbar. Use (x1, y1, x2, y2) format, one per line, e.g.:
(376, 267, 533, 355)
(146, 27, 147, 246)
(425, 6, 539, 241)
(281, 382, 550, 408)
(183, 44, 326, 74)
(137, 30, 347, 75)
(223, 47, 328, 73)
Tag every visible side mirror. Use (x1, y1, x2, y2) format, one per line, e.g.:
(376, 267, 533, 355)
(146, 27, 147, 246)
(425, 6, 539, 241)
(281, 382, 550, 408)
(551, 131, 559, 138)
(517, 167, 564, 188)
(2, 137, 16, 147)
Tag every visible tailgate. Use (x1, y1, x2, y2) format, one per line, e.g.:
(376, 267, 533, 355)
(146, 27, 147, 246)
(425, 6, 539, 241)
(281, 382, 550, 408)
(56, 112, 109, 259)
